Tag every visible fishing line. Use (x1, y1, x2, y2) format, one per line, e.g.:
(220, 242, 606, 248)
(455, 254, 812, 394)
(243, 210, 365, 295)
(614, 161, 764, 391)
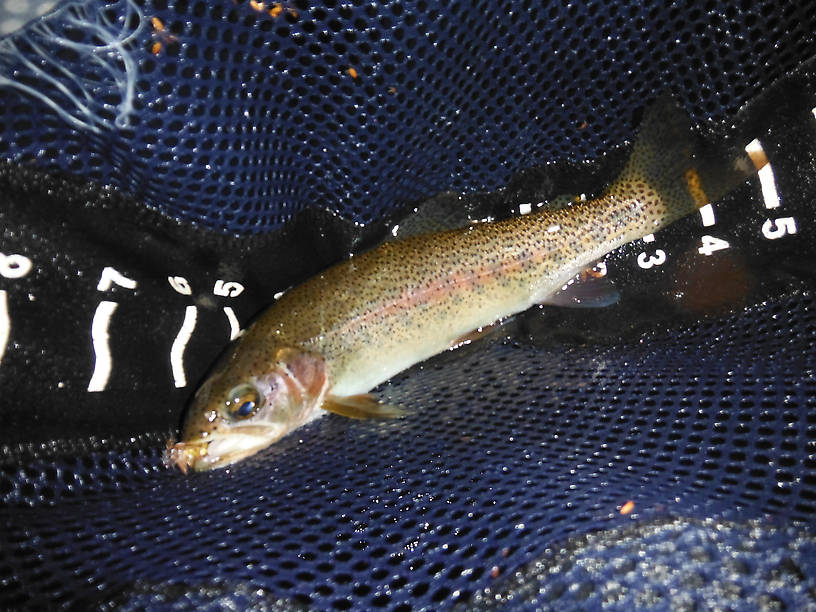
(0, 0, 144, 133)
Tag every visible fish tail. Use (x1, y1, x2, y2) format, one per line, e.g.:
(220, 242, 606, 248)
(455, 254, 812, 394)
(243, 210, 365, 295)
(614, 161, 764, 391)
(609, 95, 761, 228)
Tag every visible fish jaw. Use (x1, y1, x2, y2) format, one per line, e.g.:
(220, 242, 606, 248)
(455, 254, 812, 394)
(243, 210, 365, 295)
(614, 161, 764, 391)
(163, 437, 205, 474)
(201, 428, 286, 469)
(164, 424, 290, 472)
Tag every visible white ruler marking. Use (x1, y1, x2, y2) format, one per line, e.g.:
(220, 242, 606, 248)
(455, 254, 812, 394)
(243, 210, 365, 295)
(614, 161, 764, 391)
(223, 306, 242, 340)
(171, 305, 198, 388)
(699, 203, 715, 227)
(757, 164, 781, 209)
(745, 139, 780, 210)
(0, 291, 9, 366)
(88, 300, 118, 392)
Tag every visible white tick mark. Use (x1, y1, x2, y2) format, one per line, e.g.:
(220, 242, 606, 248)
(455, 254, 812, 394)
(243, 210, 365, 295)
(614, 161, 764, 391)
(0, 291, 9, 367)
(223, 306, 242, 340)
(745, 139, 780, 210)
(699, 204, 715, 227)
(171, 305, 198, 388)
(88, 300, 118, 392)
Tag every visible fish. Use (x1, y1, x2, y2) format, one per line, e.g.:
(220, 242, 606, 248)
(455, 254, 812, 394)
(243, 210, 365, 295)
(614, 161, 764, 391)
(164, 96, 764, 472)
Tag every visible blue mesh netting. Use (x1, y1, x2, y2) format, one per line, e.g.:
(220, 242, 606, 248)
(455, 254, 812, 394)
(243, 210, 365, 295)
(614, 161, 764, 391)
(1, 0, 816, 610)
(2, 291, 816, 608)
(0, 0, 814, 232)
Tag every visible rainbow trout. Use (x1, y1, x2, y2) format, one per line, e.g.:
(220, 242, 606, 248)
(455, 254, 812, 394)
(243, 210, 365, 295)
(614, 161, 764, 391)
(166, 98, 763, 471)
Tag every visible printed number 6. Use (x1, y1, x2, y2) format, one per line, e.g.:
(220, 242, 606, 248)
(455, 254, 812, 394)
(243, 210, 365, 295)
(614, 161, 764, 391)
(762, 217, 797, 240)
(637, 249, 666, 269)
(0, 252, 32, 279)
(168, 276, 193, 295)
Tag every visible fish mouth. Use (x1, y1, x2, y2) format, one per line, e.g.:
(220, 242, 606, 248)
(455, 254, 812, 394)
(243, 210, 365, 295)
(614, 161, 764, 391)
(163, 438, 208, 474)
(164, 427, 284, 473)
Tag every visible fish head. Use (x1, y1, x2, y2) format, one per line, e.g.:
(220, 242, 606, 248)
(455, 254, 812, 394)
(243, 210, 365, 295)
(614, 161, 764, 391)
(165, 346, 328, 472)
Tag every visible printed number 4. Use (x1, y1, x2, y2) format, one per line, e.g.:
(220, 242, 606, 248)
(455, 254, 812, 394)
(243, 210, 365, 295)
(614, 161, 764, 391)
(698, 235, 730, 256)
(637, 249, 666, 269)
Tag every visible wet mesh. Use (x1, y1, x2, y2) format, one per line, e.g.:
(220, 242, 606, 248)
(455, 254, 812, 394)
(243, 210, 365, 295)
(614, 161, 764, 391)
(464, 517, 816, 611)
(0, 0, 814, 232)
(1, 0, 816, 609)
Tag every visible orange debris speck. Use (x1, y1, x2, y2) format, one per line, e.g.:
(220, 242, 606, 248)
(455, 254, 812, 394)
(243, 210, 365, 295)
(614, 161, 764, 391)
(269, 2, 298, 18)
(250, 0, 266, 11)
(348, 67, 359, 79)
(149, 15, 179, 54)
(490, 565, 500, 578)
(620, 500, 635, 515)
(388, 86, 397, 94)
(746, 144, 769, 171)
(267, 3, 297, 18)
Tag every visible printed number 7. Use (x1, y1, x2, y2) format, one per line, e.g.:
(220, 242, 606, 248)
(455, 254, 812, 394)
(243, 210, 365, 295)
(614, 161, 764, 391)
(97, 266, 137, 291)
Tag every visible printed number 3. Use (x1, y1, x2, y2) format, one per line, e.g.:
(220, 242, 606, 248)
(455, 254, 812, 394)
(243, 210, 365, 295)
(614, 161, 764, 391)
(637, 249, 666, 269)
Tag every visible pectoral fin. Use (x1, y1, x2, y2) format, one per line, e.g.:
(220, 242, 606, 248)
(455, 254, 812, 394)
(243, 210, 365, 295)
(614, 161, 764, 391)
(322, 394, 406, 419)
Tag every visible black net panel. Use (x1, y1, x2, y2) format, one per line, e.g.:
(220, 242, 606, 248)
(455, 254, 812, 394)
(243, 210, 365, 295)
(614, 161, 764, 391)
(1, 0, 816, 610)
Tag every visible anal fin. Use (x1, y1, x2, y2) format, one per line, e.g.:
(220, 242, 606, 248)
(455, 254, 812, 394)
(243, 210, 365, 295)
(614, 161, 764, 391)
(322, 394, 406, 419)
(543, 266, 620, 308)
(450, 319, 505, 349)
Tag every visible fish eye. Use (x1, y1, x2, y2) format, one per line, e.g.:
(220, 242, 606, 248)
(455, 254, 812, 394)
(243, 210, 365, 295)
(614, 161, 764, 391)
(225, 383, 261, 420)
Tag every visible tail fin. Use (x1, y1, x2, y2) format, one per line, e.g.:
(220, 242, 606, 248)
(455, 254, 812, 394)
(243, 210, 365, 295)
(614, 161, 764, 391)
(611, 95, 761, 225)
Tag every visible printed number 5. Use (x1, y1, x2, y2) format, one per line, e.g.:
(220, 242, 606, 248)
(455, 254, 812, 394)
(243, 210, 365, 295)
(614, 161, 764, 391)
(762, 217, 797, 240)
(637, 249, 666, 269)
(214, 279, 244, 297)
